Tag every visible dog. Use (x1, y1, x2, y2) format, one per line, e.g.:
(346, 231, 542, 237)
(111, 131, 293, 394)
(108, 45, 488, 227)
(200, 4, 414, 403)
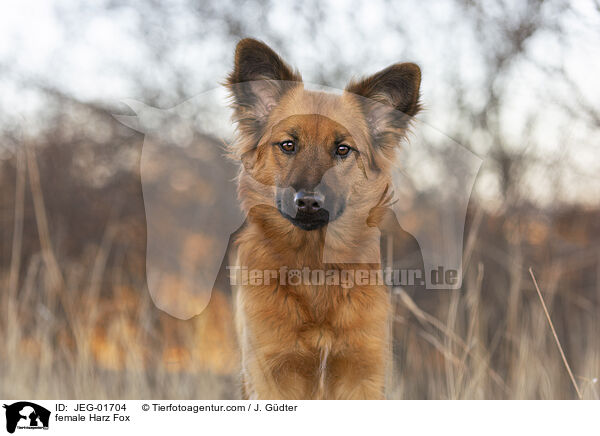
(225, 38, 422, 399)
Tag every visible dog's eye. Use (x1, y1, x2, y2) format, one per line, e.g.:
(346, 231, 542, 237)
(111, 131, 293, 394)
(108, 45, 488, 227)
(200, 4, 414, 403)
(335, 144, 351, 157)
(279, 140, 296, 154)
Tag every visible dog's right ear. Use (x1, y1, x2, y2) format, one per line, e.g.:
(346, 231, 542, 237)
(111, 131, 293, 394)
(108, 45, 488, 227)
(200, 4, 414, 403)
(346, 63, 421, 159)
(226, 39, 301, 143)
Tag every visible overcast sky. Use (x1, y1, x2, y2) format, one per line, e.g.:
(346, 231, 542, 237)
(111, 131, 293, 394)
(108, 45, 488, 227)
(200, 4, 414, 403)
(1, 0, 599, 206)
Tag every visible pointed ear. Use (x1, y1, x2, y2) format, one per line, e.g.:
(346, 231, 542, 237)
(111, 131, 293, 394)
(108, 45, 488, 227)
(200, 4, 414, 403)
(113, 99, 162, 133)
(346, 63, 421, 150)
(226, 39, 301, 138)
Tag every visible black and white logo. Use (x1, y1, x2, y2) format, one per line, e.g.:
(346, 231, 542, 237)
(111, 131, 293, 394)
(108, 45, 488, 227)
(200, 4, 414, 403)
(2, 402, 50, 434)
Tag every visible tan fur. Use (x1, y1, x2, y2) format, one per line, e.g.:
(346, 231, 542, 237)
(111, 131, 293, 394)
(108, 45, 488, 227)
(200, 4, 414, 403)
(226, 39, 421, 399)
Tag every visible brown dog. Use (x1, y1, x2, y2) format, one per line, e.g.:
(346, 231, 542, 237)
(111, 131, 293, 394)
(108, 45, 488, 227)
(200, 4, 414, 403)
(225, 39, 421, 399)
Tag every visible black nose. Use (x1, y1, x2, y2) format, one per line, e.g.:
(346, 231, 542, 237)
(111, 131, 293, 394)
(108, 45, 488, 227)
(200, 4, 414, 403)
(294, 190, 324, 214)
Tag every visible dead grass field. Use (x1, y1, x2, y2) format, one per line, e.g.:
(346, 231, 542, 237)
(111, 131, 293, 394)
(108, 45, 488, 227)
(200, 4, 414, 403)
(1, 145, 599, 400)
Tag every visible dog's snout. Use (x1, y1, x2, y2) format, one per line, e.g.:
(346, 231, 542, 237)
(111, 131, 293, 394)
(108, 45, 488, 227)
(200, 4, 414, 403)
(294, 190, 324, 214)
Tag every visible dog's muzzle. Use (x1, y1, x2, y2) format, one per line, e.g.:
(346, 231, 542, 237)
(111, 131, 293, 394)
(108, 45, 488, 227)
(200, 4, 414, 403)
(276, 187, 344, 231)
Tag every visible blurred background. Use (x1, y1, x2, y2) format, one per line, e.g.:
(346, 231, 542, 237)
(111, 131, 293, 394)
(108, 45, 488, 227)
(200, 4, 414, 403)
(1, 0, 599, 399)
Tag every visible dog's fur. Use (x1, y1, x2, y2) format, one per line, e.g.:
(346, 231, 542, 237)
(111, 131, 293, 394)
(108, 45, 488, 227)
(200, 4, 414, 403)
(225, 39, 421, 399)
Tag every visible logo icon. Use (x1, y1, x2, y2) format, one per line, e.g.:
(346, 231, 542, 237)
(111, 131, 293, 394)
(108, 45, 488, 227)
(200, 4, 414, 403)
(114, 90, 481, 319)
(2, 402, 50, 434)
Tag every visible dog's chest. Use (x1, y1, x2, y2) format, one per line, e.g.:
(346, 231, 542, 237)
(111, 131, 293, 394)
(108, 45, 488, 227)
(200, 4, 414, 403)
(279, 281, 372, 352)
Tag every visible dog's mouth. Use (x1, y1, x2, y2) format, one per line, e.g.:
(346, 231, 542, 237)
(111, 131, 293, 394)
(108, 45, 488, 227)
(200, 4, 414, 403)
(278, 208, 330, 231)
(276, 199, 345, 231)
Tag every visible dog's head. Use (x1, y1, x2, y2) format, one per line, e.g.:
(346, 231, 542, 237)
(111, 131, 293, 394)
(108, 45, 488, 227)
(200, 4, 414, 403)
(226, 38, 421, 235)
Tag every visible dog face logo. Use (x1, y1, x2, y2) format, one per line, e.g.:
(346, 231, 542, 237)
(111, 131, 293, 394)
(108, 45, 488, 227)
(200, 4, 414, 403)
(2, 402, 50, 434)
(114, 41, 482, 319)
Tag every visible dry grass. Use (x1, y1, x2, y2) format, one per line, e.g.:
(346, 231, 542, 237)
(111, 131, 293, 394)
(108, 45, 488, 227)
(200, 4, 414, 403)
(1, 146, 599, 400)
(1, 146, 239, 399)
(529, 267, 582, 399)
(0, 254, 239, 399)
(2, 236, 598, 399)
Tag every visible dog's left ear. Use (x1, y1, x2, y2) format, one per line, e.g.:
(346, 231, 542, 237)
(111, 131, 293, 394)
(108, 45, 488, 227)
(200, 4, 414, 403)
(346, 63, 421, 150)
(226, 39, 302, 136)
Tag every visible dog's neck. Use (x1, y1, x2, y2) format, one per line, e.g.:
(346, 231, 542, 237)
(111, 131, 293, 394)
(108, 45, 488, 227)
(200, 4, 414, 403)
(239, 216, 382, 269)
